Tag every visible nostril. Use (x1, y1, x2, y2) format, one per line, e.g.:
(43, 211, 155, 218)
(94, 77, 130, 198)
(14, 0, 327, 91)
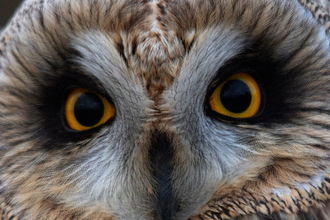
(149, 133, 179, 220)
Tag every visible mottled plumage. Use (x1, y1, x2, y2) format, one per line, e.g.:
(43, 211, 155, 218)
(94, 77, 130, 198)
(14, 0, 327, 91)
(0, 0, 330, 220)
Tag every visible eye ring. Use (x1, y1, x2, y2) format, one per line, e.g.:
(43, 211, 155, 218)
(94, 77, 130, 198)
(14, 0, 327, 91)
(65, 88, 115, 131)
(209, 73, 261, 119)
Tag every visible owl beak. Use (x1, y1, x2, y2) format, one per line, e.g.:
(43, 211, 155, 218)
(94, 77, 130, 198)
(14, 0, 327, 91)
(149, 133, 179, 220)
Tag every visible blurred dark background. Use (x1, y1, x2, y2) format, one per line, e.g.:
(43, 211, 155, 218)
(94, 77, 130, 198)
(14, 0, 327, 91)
(0, 0, 23, 29)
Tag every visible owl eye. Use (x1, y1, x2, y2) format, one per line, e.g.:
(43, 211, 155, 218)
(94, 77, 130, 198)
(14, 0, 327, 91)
(65, 88, 115, 131)
(209, 73, 261, 118)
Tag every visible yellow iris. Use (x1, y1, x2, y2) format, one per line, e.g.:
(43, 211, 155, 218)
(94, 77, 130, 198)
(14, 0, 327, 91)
(209, 73, 261, 118)
(65, 88, 115, 131)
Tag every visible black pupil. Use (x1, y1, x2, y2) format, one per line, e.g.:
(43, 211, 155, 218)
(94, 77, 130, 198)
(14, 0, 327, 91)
(220, 79, 252, 113)
(74, 93, 104, 127)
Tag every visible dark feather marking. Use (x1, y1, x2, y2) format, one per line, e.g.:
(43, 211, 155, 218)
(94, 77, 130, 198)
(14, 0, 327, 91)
(41, 30, 67, 61)
(311, 144, 330, 151)
(231, 0, 239, 13)
(235, 3, 247, 21)
(1, 85, 33, 102)
(11, 48, 38, 79)
(29, 44, 58, 71)
(116, 42, 129, 67)
(38, 1, 45, 30)
(150, 133, 179, 220)
(249, 7, 265, 32)
(4, 67, 29, 87)
(157, 3, 167, 15)
(64, 2, 75, 31)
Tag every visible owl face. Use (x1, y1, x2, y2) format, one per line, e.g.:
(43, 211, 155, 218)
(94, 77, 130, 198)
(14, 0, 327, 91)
(0, 0, 330, 220)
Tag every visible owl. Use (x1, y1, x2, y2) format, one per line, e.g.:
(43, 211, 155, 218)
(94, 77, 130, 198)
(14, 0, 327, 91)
(0, 0, 330, 219)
